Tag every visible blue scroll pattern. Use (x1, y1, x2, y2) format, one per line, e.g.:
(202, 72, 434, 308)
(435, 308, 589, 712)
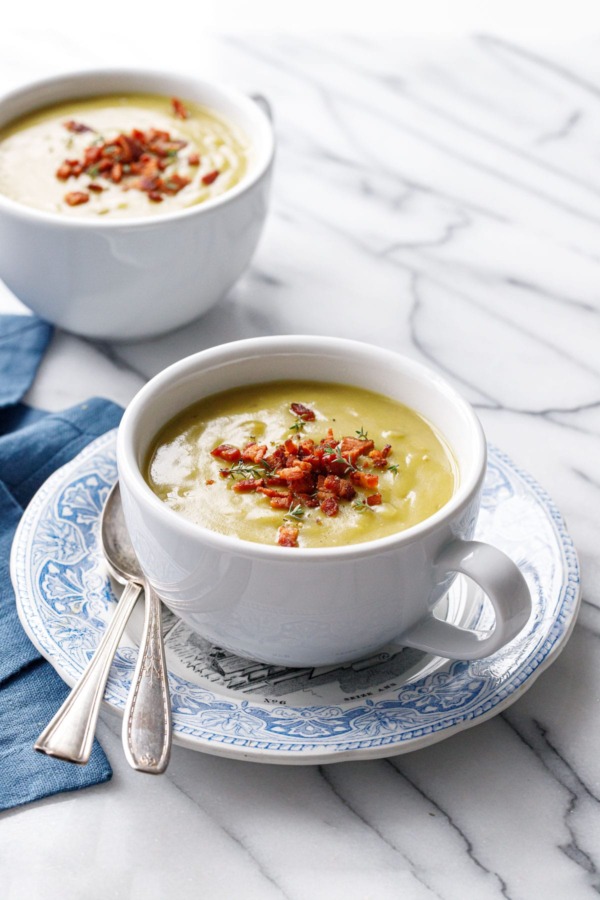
(13, 431, 580, 757)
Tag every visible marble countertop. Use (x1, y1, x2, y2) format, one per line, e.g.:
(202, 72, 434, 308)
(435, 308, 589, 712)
(1, 29, 599, 900)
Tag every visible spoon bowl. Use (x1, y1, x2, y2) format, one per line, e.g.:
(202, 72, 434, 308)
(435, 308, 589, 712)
(102, 482, 145, 584)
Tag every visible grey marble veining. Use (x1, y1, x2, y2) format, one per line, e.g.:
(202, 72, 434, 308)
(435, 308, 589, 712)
(1, 29, 599, 900)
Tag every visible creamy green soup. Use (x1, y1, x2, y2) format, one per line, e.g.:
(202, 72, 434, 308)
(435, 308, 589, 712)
(0, 94, 248, 218)
(145, 382, 456, 548)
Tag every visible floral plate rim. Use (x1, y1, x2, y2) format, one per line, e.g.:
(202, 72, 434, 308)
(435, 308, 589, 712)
(11, 430, 581, 765)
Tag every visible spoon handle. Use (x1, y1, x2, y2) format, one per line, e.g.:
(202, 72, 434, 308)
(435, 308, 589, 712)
(35, 580, 142, 764)
(122, 580, 172, 774)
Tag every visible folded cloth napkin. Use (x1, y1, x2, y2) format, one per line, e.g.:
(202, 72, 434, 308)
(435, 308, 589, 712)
(0, 314, 123, 811)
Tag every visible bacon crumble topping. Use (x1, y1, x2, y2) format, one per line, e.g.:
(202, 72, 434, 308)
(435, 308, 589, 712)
(55, 100, 220, 206)
(211, 403, 394, 547)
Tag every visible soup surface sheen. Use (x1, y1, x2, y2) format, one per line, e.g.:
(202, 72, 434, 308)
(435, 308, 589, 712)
(0, 94, 248, 218)
(146, 381, 456, 548)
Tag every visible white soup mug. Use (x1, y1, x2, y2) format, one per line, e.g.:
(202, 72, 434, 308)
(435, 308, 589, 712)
(116, 336, 531, 667)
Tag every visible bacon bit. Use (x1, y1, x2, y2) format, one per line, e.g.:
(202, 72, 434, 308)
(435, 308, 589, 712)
(84, 147, 102, 166)
(88, 183, 104, 193)
(369, 444, 392, 468)
(295, 492, 320, 508)
(350, 471, 379, 490)
(206, 479, 215, 485)
(64, 191, 89, 206)
(278, 525, 299, 548)
(291, 477, 315, 495)
(367, 493, 382, 506)
(211, 443, 242, 462)
(320, 496, 339, 517)
(63, 120, 93, 133)
(270, 495, 294, 510)
(323, 455, 351, 477)
(110, 163, 123, 184)
(233, 479, 264, 492)
(118, 134, 142, 163)
(274, 468, 304, 483)
(56, 163, 73, 181)
(139, 174, 161, 192)
(148, 191, 163, 202)
(323, 475, 356, 501)
(201, 169, 219, 186)
(339, 436, 375, 465)
(162, 174, 190, 196)
(188, 153, 200, 166)
(256, 487, 289, 500)
(149, 138, 188, 159)
(241, 443, 268, 463)
(265, 476, 289, 487)
(171, 97, 190, 120)
(290, 402, 316, 421)
(284, 439, 299, 455)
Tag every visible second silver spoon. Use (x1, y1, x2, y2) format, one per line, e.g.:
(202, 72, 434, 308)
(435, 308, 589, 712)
(102, 483, 172, 775)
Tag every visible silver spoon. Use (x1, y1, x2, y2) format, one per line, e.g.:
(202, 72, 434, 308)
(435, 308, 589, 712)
(103, 482, 172, 774)
(35, 482, 143, 764)
(35, 483, 172, 774)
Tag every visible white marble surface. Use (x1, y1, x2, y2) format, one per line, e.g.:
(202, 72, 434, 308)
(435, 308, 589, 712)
(1, 27, 599, 900)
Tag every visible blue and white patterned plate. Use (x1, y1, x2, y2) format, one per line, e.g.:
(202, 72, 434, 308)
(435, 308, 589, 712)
(11, 430, 580, 764)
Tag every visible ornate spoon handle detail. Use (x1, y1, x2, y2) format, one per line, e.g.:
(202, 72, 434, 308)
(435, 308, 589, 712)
(35, 580, 142, 764)
(122, 580, 172, 774)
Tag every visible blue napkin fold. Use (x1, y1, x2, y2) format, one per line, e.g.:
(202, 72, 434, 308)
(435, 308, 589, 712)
(0, 314, 53, 410)
(0, 314, 123, 811)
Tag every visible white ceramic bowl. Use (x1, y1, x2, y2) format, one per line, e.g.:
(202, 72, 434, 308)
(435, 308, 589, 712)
(116, 336, 531, 667)
(0, 70, 274, 340)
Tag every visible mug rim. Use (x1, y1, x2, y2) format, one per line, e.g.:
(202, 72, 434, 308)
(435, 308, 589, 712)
(117, 335, 487, 561)
(0, 67, 275, 229)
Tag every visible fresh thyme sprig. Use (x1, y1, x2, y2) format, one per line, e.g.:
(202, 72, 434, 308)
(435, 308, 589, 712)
(225, 459, 271, 480)
(323, 445, 357, 473)
(355, 426, 369, 440)
(289, 419, 304, 433)
(387, 463, 399, 475)
(284, 503, 305, 522)
(352, 499, 373, 512)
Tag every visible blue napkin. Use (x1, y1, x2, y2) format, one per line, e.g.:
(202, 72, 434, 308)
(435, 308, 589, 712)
(0, 314, 123, 811)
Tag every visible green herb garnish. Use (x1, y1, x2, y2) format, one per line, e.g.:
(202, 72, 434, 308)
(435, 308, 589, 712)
(284, 503, 305, 522)
(227, 460, 271, 480)
(323, 445, 357, 473)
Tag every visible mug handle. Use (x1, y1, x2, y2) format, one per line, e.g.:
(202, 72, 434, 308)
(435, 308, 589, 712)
(399, 540, 532, 660)
(249, 93, 273, 121)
